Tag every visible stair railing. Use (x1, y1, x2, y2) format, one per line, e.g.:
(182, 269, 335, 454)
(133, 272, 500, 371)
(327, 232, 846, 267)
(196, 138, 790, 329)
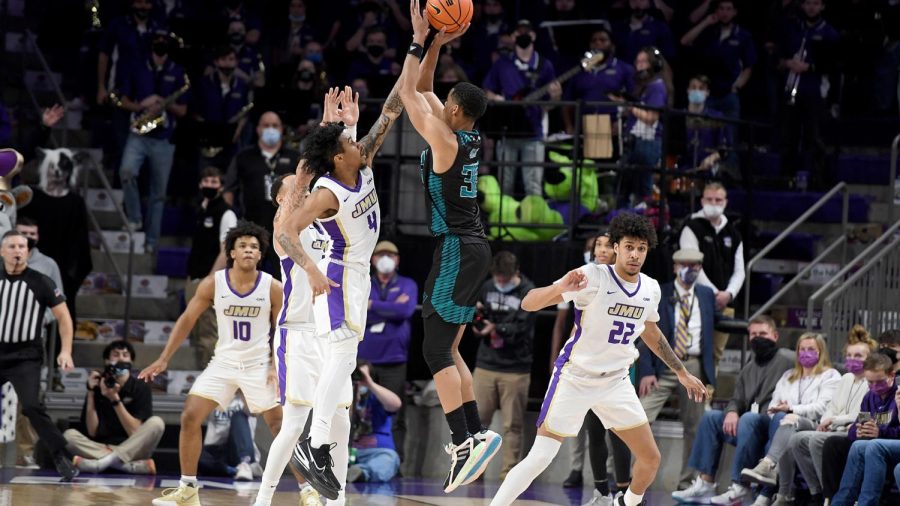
(21, 30, 69, 146)
(890, 133, 899, 225)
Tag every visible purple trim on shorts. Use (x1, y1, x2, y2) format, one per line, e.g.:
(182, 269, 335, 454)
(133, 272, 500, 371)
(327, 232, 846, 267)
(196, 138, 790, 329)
(277, 327, 287, 405)
(226, 269, 262, 298)
(323, 173, 362, 193)
(278, 257, 294, 326)
(320, 219, 346, 261)
(326, 261, 346, 331)
(537, 309, 584, 428)
(606, 264, 641, 298)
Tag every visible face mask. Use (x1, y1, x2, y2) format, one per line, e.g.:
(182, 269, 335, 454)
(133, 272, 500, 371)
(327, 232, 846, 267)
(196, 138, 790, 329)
(218, 66, 236, 77)
(367, 44, 386, 58)
(298, 69, 315, 82)
(26, 237, 37, 250)
(688, 90, 707, 105)
(869, 378, 894, 397)
(750, 337, 778, 363)
(151, 42, 169, 57)
(229, 32, 245, 45)
(494, 279, 519, 294)
(799, 350, 820, 368)
(678, 266, 699, 286)
(882, 347, 898, 363)
(515, 34, 533, 49)
(306, 52, 322, 64)
(200, 187, 219, 200)
(485, 13, 501, 22)
(632, 8, 647, 19)
(805, 13, 822, 23)
(112, 362, 132, 376)
(289, 14, 306, 23)
(358, 385, 369, 396)
(703, 204, 725, 220)
(845, 358, 865, 375)
(375, 255, 396, 275)
(636, 69, 651, 80)
(261, 127, 282, 146)
(583, 251, 592, 265)
(134, 8, 150, 20)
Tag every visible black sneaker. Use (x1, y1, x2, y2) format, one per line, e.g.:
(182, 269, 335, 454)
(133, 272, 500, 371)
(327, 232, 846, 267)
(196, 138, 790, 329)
(311, 442, 341, 490)
(291, 437, 339, 500)
(563, 469, 583, 488)
(442, 436, 486, 493)
(616, 493, 646, 506)
(53, 452, 78, 482)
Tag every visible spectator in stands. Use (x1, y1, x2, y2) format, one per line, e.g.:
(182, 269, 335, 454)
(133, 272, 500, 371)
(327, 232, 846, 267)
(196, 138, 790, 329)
(878, 329, 900, 372)
(472, 0, 512, 79)
(96, 0, 161, 107)
(346, 28, 401, 97)
(186, 167, 237, 366)
(618, 46, 669, 207)
(830, 353, 900, 506)
(224, 111, 301, 277)
(226, 19, 265, 89)
(563, 26, 635, 135)
(265, 57, 325, 134)
(672, 315, 794, 505)
(871, 0, 900, 116)
(483, 19, 561, 197)
(680, 0, 756, 122)
(639, 248, 720, 491)
(215, 0, 262, 46)
(15, 217, 62, 293)
(679, 182, 744, 362)
(199, 395, 260, 480)
(821, 349, 900, 502)
(116, 29, 189, 254)
(788, 326, 877, 506)
(684, 75, 732, 176)
(347, 360, 403, 483)
(613, 0, 676, 65)
(741, 333, 841, 504)
(343, 0, 409, 56)
(778, 0, 839, 189)
(195, 45, 252, 172)
(539, 0, 591, 71)
(271, 0, 318, 66)
(359, 240, 418, 460)
(65, 340, 163, 475)
(472, 251, 536, 479)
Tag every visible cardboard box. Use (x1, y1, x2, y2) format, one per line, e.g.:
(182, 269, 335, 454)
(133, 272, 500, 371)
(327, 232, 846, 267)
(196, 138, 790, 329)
(97, 230, 146, 254)
(166, 371, 202, 396)
(85, 189, 124, 212)
(129, 275, 168, 298)
(60, 368, 90, 393)
(143, 321, 178, 345)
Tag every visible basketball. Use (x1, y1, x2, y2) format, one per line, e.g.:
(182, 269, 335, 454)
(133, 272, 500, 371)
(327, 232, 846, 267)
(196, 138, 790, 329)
(425, 0, 473, 33)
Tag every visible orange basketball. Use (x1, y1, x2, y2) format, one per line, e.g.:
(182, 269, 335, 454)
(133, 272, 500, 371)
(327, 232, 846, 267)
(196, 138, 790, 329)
(425, 0, 473, 34)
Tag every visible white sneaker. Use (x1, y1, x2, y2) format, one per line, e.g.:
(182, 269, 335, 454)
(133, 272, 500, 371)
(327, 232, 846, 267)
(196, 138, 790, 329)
(442, 437, 486, 493)
(582, 490, 615, 506)
(461, 429, 503, 485)
(672, 476, 716, 503)
(741, 458, 778, 486)
(710, 483, 752, 505)
(250, 462, 263, 478)
(751, 495, 773, 506)
(234, 461, 254, 481)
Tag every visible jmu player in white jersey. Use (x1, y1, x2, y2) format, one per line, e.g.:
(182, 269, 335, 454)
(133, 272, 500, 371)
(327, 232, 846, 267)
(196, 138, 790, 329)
(277, 82, 404, 498)
(140, 222, 290, 506)
(254, 169, 353, 506)
(491, 213, 708, 506)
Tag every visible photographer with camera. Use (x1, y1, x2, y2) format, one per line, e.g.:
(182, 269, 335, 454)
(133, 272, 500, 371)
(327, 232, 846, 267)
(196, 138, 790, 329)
(346, 360, 403, 483)
(64, 340, 164, 475)
(472, 251, 536, 478)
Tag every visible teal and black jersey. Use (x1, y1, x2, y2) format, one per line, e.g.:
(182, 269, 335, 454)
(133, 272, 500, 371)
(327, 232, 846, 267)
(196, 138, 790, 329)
(419, 130, 486, 238)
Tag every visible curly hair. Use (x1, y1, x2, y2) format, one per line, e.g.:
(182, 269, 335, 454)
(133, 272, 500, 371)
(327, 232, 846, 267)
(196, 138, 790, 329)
(450, 82, 488, 120)
(224, 220, 270, 268)
(302, 122, 346, 177)
(845, 324, 879, 353)
(608, 212, 657, 249)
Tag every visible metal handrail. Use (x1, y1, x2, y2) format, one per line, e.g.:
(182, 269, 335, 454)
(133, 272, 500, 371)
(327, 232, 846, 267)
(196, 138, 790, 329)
(22, 30, 69, 145)
(743, 182, 849, 319)
(890, 133, 899, 225)
(822, 235, 898, 304)
(807, 217, 900, 331)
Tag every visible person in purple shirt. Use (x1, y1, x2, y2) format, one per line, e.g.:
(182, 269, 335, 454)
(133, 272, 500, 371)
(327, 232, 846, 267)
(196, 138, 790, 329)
(96, 0, 162, 107)
(359, 240, 418, 460)
(563, 26, 635, 134)
(194, 45, 251, 172)
(680, 0, 755, 122)
(684, 75, 731, 176)
(346, 360, 403, 483)
(613, 0, 676, 66)
(483, 19, 561, 197)
(346, 27, 401, 98)
(116, 30, 188, 253)
(226, 19, 265, 90)
(831, 352, 900, 506)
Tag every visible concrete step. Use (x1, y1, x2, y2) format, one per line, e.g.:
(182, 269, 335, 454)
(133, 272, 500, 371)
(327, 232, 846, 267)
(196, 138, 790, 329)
(77, 293, 181, 321)
(70, 340, 200, 371)
(869, 202, 900, 224)
(89, 250, 156, 275)
(847, 184, 894, 201)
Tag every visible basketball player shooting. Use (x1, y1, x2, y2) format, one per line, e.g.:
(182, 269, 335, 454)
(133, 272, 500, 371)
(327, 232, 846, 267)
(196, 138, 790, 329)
(399, 0, 503, 494)
(490, 213, 708, 506)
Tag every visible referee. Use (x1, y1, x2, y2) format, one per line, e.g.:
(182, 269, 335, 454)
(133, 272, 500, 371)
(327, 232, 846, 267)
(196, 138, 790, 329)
(0, 230, 78, 480)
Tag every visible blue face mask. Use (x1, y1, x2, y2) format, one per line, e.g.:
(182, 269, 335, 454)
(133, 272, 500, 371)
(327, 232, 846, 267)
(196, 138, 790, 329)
(688, 89, 707, 105)
(358, 385, 368, 396)
(261, 127, 281, 146)
(306, 52, 322, 64)
(494, 279, 519, 294)
(678, 266, 700, 285)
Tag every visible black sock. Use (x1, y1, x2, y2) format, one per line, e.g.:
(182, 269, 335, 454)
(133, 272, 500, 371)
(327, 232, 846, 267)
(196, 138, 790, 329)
(462, 400, 483, 435)
(617, 485, 629, 494)
(594, 480, 610, 495)
(446, 406, 469, 445)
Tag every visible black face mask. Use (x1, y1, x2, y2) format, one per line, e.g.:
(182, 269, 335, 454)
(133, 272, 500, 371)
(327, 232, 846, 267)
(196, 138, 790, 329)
(367, 44, 385, 58)
(200, 187, 219, 200)
(882, 347, 899, 364)
(632, 8, 647, 19)
(750, 337, 778, 364)
(218, 66, 236, 77)
(26, 238, 37, 250)
(152, 42, 169, 57)
(515, 34, 533, 49)
(636, 69, 651, 80)
(229, 32, 245, 45)
(134, 8, 151, 20)
(298, 69, 315, 82)
(805, 14, 822, 23)
(485, 13, 501, 23)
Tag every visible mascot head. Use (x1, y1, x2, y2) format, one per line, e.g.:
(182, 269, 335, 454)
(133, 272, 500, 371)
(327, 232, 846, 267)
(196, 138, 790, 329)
(37, 147, 82, 197)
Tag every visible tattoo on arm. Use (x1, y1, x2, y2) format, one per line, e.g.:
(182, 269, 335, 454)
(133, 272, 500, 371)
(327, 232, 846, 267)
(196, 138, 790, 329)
(653, 336, 685, 373)
(276, 231, 309, 269)
(359, 88, 404, 162)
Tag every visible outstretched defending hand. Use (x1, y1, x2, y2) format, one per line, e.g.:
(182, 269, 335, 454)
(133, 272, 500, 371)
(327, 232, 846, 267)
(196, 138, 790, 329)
(336, 85, 360, 127)
(321, 87, 342, 125)
(410, 0, 430, 40)
(138, 359, 168, 382)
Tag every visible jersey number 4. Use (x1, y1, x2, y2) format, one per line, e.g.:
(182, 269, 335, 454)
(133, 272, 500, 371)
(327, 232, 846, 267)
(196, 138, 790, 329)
(459, 163, 478, 198)
(233, 321, 251, 342)
(608, 320, 635, 345)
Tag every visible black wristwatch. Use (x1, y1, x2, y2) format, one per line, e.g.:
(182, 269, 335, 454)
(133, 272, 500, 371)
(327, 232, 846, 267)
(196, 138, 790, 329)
(110, 399, 121, 407)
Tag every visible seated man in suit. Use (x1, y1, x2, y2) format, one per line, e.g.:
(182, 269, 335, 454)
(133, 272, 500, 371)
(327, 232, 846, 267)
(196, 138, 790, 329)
(638, 248, 721, 490)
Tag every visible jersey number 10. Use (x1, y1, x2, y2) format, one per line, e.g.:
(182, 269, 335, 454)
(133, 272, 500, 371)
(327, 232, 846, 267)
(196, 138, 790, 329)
(233, 321, 251, 341)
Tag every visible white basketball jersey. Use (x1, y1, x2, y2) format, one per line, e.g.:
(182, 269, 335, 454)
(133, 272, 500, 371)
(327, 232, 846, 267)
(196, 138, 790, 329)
(557, 263, 661, 376)
(312, 166, 380, 266)
(213, 269, 274, 363)
(278, 223, 331, 330)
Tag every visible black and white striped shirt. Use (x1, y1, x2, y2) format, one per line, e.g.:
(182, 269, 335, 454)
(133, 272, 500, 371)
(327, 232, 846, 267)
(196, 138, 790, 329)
(0, 268, 66, 353)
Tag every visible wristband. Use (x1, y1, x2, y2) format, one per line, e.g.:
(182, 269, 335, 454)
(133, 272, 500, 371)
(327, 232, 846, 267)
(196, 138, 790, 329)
(110, 399, 121, 407)
(407, 42, 424, 59)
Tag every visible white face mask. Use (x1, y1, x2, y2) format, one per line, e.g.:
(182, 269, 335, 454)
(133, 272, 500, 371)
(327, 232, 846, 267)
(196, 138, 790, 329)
(702, 204, 725, 220)
(375, 255, 396, 275)
(583, 251, 592, 265)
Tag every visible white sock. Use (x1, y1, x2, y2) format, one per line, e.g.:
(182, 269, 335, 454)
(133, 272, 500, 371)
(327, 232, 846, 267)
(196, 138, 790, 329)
(255, 404, 310, 506)
(733, 483, 748, 493)
(490, 436, 562, 506)
(98, 452, 120, 470)
(180, 475, 197, 488)
(299, 482, 310, 491)
(309, 348, 357, 447)
(624, 489, 644, 506)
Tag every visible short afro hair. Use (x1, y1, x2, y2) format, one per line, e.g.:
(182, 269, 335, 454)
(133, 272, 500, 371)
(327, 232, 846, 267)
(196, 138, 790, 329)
(224, 220, 270, 268)
(302, 122, 346, 177)
(103, 340, 136, 362)
(608, 212, 657, 249)
(450, 82, 488, 121)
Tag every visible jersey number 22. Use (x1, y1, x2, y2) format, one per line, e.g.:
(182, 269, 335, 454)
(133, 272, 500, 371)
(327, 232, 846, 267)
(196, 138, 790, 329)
(608, 320, 635, 345)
